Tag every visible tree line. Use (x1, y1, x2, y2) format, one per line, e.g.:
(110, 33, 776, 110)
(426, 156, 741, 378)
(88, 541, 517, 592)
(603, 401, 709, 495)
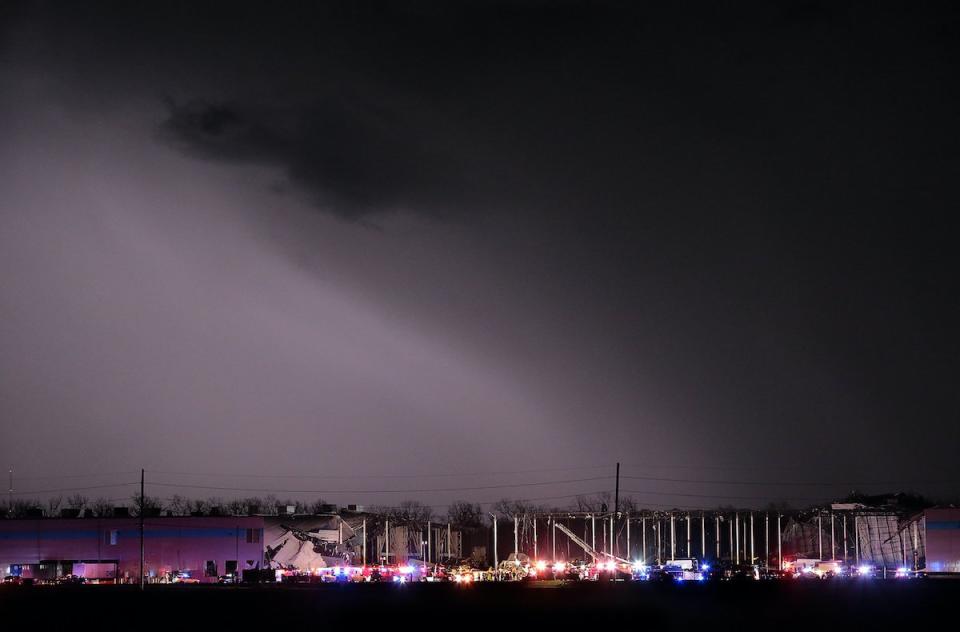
(7, 491, 927, 524)
(1, 492, 646, 525)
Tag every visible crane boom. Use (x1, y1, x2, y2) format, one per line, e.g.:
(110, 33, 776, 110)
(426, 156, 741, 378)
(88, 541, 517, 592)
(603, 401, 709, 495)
(554, 522, 630, 564)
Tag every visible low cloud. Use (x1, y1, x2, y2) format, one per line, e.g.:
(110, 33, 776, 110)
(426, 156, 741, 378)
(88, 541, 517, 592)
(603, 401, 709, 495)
(160, 96, 478, 219)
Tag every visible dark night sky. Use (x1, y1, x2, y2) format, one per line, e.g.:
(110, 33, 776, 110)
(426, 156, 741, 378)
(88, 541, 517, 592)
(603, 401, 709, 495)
(1, 1, 958, 510)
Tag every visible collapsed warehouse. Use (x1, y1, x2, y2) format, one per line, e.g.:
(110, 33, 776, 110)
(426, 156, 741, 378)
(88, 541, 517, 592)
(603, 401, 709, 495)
(263, 512, 468, 570)
(2, 496, 958, 582)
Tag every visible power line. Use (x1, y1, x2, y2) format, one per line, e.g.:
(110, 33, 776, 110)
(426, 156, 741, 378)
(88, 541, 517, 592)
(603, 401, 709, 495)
(619, 489, 829, 502)
(7, 482, 139, 496)
(619, 474, 948, 487)
(5, 471, 140, 482)
(620, 462, 816, 473)
(144, 475, 612, 495)
(146, 464, 613, 480)
(6, 470, 945, 504)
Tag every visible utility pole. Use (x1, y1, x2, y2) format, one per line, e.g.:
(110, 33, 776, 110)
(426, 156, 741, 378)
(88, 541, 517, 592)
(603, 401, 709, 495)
(818, 512, 823, 560)
(765, 513, 770, 570)
(385, 519, 390, 564)
(490, 513, 498, 572)
(362, 519, 367, 565)
(715, 514, 720, 559)
(750, 512, 754, 564)
(614, 462, 620, 557)
(614, 462, 620, 515)
(686, 513, 691, 559)
(701, 513, 705, 560)
(626, 515, 630, 560)
(7, 468, 11, 514)
(670, 513, 676, 560)
(830, 513, 835, 560)
(843, 514, 848, 562)
(610, 515, 615, 558)
(734, 513, 740, 564)
(746, 518, 751, 561)
(447, 523, 452, 560)
(601, 516, 607, 555)
(642, 516, 646, 563)
(777, 513, 782, 570)
(513, 516, 518, 560)
(139, 468, 145, 591)
(533, 517, 538, 559)
(551, 516, 556, 561)
(656, 517, 661, 564)
(427, 520, 431, 563)
(728, 517, 733, 562)
(591, 514, 596, 552)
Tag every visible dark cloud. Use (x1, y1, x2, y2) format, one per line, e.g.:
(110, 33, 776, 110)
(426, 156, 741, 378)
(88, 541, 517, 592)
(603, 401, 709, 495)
(160, 97, 475, 218)
(2, 1, 960, 504)
(146, 1, 960, 233)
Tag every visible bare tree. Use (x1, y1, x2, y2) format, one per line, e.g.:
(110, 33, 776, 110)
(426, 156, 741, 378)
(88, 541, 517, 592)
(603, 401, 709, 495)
(226, 499, 247, 516)
(167, 495, 192, 516)
(205, 497, 226, 515)
(574, 492, 611, 513)
(369, 500, 434, 529)
(131, 493, 163, 517)
(46, 496, 63, 515)
(242, 497, 264, 514)
(618, 496, 640, 514)
(492, 498, 543, 517)
(309, 498, 330, 513)
(66, 494, 88, 511)
(3, 499, 41, 518)
(271, 499, 309, 514)
(90, 497, 114, 517)
(447, 501, 483, 527)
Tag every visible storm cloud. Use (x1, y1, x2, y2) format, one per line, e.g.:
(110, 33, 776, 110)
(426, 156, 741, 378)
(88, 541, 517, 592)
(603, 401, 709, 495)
(1, 1, 959, 508)
(160, 98, 478, 218)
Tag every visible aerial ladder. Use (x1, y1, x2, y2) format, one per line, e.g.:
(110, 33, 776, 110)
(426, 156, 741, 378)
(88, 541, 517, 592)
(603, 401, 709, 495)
(554, 522, 630, 565)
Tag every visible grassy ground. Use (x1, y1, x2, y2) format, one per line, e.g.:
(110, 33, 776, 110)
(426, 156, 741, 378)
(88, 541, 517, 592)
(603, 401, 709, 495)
(2, 579, 956, 629)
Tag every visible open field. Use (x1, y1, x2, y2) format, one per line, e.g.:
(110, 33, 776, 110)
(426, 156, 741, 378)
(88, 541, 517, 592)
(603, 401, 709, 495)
(3, 580, 958, 629)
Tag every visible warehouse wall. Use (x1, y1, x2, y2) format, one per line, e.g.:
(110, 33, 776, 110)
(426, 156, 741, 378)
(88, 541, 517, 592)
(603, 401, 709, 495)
(924, 508, 960, 573)
(0, 516, 265, 581)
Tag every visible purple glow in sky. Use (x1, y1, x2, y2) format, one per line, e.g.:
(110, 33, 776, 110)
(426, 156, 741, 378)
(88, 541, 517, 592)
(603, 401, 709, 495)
(1, 2, 958, 509)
